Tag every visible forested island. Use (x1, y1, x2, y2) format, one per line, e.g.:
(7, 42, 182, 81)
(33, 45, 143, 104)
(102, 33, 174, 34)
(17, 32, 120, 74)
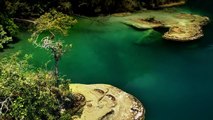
(0, 0, 211, 120)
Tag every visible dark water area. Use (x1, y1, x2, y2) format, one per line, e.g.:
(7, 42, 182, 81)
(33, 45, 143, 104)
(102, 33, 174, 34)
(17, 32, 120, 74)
(1, 2, 213, 120)
(187, 0, 213, 14)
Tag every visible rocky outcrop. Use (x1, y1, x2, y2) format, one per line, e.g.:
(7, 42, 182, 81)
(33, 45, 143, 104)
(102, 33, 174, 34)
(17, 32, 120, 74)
(121, 11, 210, 41)
(163, 13, 209, 41)
(70, 84, 145, 120)
(176, 13, 210, 26)
(163, 24, 203, 41)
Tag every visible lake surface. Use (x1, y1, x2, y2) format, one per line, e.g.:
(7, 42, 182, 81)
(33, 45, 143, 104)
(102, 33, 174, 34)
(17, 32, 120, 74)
(1, 4, 213, 120)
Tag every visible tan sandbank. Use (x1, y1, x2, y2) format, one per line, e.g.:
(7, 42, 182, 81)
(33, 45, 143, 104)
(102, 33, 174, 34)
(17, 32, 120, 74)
(69, 84, 145, 120)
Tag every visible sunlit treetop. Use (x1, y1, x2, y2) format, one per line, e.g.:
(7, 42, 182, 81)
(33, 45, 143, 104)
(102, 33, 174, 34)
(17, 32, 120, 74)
(29, 9, 77, 52)
(33, 10, 77, 36)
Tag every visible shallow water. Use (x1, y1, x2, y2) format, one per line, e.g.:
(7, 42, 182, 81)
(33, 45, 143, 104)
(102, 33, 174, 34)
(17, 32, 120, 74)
(1, 6, 213, 120)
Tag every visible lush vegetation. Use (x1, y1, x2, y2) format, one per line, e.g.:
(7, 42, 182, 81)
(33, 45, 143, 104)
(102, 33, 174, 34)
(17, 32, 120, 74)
(0, 52, 77, 119)
(0, 7, 80, 120)
(0, 9, 84, 118)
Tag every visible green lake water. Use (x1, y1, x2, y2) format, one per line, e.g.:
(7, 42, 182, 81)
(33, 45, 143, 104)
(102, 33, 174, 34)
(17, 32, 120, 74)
(1, 4, 213, 120)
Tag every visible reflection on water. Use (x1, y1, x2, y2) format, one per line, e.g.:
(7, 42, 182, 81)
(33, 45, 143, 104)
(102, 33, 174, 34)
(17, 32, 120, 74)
(1, 6, 213, 120)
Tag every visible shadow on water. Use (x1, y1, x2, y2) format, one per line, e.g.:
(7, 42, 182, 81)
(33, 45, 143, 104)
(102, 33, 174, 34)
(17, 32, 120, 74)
(125, 24, 149, 31)
(0, 45, 14, 52)
(0, 37, 21, 53)
(153, 27, 169, 33)
(186, 0, 213, 16)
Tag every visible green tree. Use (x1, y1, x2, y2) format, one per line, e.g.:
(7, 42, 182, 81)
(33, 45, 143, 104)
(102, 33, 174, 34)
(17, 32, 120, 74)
(29, 10, 77, 87)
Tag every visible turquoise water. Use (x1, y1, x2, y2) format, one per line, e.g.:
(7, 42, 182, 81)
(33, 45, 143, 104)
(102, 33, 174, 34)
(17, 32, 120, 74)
(1, 6, 213, 120)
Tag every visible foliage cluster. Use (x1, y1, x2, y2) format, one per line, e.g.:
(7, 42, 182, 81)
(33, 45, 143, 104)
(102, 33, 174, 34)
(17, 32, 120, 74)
(32, 10, 77, 36)
(0, 52, 75, 119)
(1, 0, 73, 18)
(0, 14, 19, 36)
(0, 14, 19, 49)
(0, 25, 12, 49)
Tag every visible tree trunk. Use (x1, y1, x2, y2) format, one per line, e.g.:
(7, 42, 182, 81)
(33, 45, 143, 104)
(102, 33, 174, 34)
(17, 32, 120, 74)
(54, 55, 59, 87)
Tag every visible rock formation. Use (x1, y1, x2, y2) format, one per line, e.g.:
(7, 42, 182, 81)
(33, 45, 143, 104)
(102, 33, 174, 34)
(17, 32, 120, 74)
(163, 13, 209, 41)
(163, 24, 203, 41)
(70, 84, 145, 120)
(120, 10, 210, 41)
